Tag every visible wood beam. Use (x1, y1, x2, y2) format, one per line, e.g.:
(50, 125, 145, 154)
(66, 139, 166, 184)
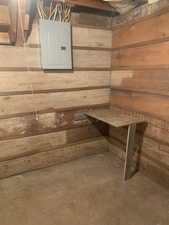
(8, 0, 18, 43)
(16, 0, 26, 46)
(8, 0, 29, 45)
(55, 0, 114, 11)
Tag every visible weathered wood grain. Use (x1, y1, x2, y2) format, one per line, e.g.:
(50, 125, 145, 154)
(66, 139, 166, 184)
(73, 49, 111, 68)
(109, 134, 169, 170)
(0, 124, 107, 162)
(111, 70, 169, 96)
(112, 11, 169, 48)
(111, 90, 169, 121)
(110, 11, 169, 185)
(109, 127, 169, 172)
(0, 89, 110, 116)
(27, 22, 112, 48)
(0, 131, 67, 161)
(66, 124, 108, 143)
(0, 137, 108, 179)
(145, 125, 169, 145)
(0, 106, 109, 141)
(0, 46, 111, 69)
(0, 21, 112, 177)
(0, 71, 110, 93)
(0, 46, 41, 68)
(109, 138, 169, 188)
(72, 26, 112, 48)
(112, 41, 169, 69)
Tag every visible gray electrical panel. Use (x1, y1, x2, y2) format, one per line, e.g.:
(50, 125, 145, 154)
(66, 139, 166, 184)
(39, 19, 72, 70)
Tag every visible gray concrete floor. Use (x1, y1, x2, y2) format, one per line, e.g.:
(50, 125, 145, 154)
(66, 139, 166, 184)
(0, 152, 169, 225)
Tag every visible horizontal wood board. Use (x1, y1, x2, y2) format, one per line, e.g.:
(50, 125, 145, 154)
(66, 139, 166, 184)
(0, 137, 108, 179)
(112, 11, 169, 48)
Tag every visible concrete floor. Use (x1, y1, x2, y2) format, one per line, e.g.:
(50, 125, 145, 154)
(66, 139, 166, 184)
(0, 153, 169, 225)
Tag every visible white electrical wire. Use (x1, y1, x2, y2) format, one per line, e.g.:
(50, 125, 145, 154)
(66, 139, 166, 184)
(37, 0, 71, 22)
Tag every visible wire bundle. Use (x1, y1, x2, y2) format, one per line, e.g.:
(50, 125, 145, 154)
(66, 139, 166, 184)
(37, 0, 71, 22)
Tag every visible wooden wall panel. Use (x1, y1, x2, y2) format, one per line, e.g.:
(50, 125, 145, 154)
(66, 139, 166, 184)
(0, 89, 110, 117)
(0, 125, 106, 162)
(0, 47, 111, 69)
(72, 26, 112, 48)
(109, 125, 169, 186)
(0, 131, 67, 161)
(27, 22, 112, 48)
(111, 11, 169, 185)
(0, 22, 112, 178)
(73, 49, 111, 68)
(144, 124, 169, 145)
(111, 90, 169, 121)
(0, 46, 41, 68)
(0, 137, 108, 179)
(0, 11, 113, 177)
(112, 11, 169, 48)
(0, 71, 110, 93)
(109, 138, 169, 188)
(111, 70, 169, 95)
(109, 132, 169, 181)
(112, 41, 169, 69)
(0, 108, 106, 141)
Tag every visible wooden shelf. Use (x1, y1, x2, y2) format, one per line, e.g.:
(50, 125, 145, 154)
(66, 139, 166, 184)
(86, 109, 146, 180)
(85, 109, 145, 128)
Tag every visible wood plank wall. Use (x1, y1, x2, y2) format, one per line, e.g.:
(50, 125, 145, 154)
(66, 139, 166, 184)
(110, 10, 169, 186)
(0, 21, 112, 178)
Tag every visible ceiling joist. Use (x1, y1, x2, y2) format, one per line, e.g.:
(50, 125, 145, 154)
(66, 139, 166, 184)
(54, 0, 114, 11)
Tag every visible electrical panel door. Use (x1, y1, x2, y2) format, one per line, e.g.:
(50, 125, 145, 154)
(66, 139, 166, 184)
(39, 19, 72, 70)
